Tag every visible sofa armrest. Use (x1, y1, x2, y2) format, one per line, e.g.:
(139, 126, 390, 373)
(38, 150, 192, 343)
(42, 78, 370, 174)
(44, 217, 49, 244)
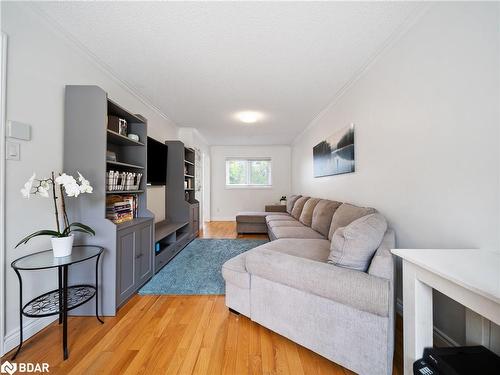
(265, 204, 287, 213)
(245, 249, 390, 317)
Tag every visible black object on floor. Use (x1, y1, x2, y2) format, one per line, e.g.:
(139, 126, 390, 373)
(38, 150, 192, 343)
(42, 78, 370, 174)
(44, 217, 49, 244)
(414, 346, 500, 375)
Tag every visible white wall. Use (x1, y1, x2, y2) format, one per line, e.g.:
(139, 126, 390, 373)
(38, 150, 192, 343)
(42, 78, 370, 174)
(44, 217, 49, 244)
(211, 145, 291, 220)
(1, 3, 178, 352)
(292, 3, 500, 345)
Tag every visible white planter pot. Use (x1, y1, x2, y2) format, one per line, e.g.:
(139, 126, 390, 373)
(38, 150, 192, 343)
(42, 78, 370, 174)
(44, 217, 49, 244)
(51, 235, 74, 257)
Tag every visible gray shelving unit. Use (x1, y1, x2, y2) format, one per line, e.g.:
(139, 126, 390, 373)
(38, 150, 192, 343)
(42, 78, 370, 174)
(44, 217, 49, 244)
(154, 141, 199, 272)
(63, 85, 154, 315)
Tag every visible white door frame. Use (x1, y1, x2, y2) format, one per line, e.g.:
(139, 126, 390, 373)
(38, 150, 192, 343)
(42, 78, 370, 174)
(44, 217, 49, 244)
(0, 32, 8, 356)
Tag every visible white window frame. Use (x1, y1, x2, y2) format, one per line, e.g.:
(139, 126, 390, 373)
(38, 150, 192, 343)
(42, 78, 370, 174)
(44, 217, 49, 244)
(225, 158, 272, 189)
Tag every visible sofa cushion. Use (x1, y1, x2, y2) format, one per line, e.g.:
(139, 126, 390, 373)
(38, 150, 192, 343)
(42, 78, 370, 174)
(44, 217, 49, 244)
(328, 203, 376, 240)
(270, 226, 325, 240)
(267, 220, 305, 228)
(245, 249, 390, 317)
(286, 194, 302, 214)
(254, 238, 331, 261)
(222, 238, 330, 289)
(299, 198, 321, 227)
(328, 213, 388, 272)
(237, 211, 288, 224)
(311, 199, 342, 237)
(291, 196, 310, 219)
(265, 214, 293, 223)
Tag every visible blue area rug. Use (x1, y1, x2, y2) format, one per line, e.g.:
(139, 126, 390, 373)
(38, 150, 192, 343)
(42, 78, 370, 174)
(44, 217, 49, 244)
(139, 238, 268, 295)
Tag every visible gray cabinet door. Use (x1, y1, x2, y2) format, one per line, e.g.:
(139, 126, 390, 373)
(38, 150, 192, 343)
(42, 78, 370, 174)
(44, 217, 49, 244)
(137, 222, 153, 286)
(117, 226, 137, 306)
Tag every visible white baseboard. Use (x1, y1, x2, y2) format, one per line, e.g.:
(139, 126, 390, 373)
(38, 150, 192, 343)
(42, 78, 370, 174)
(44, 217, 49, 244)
(3, 316, 57, 355)
(395, 297, 457, 348)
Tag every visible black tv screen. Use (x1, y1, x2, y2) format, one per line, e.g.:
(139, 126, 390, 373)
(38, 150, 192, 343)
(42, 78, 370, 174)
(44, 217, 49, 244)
(147, 137, 167, 186)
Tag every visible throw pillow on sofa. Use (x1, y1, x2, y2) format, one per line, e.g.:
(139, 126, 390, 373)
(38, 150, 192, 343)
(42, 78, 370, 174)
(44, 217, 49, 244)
(328, 203, 376, 240)
(328, 213, 387, 272)
(299, 198, 321, 226)
(286, 195, 302, 214)
(291, 196, 310, 219)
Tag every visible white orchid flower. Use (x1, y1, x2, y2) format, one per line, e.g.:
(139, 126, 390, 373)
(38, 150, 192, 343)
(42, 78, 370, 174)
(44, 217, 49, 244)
(56, 173, 81, 197)
(20, 173, 36, 199)
(55, 173, 75, 186)
(77, 172, 93, 194)
(38, 180, 50, 198)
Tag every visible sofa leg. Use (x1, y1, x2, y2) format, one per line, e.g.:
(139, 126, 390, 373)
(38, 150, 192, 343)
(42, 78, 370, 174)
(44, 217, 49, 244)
(228, 307, 240, 315)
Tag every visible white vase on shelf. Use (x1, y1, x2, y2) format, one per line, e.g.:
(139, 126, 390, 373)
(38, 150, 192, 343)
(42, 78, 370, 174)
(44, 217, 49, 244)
(51, 235, 74, 257)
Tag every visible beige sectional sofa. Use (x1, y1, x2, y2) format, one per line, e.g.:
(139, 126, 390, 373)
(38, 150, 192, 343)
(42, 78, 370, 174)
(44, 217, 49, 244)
(223, 195, 395, 375)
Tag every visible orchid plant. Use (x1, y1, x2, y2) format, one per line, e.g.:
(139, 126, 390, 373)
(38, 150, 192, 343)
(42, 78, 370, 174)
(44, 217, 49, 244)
(15, 171, 95, 248)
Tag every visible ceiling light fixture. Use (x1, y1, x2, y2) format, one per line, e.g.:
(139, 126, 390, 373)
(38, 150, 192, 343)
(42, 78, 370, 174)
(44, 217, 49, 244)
(235, 111, 262, 124)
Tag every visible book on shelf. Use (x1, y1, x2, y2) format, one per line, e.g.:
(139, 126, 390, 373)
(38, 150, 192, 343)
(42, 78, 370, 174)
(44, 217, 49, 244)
(106, 194, 138, 223)
(106, 170, 142, 191)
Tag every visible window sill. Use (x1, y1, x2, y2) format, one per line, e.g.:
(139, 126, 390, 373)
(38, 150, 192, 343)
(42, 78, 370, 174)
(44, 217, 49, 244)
(225, 185, 273, 190)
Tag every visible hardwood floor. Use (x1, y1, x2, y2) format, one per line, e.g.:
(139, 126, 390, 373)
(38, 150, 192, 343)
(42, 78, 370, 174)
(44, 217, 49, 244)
(2, 221, 402, 374)
(200, 221, 269, 240)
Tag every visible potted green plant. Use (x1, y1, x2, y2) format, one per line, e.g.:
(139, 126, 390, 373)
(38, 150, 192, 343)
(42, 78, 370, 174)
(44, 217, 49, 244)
(16, 172, 95, 257)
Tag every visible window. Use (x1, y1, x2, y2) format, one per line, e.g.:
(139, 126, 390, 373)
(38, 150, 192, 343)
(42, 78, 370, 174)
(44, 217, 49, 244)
(226, 158, 272, 187)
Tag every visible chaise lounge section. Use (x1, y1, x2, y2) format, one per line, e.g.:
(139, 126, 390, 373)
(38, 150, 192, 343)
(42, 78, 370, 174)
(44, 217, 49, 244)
(223, 195, 395, 375)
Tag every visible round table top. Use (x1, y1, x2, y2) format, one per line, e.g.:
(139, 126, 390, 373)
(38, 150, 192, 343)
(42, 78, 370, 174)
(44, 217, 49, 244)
(11, 245, 103, 270)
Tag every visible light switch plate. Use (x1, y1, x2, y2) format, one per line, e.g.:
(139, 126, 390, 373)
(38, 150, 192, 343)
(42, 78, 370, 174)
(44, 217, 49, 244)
(7, 120, 31, 141)
(6, 141, 20, 160)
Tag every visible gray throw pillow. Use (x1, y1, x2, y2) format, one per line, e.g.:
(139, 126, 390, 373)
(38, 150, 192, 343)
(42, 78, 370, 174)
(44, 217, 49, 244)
(299, 198, 321, 227)
(286, 195, 302, 214)
(291, 196, 310, 219)
(328, 213, 387, 272)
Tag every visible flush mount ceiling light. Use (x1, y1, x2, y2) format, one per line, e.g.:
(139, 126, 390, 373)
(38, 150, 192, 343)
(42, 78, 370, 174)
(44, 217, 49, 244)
(235, 111, 263, 124)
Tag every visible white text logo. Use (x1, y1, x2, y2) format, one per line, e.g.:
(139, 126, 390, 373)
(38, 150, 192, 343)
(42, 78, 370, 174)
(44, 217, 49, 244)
(0, 361, 49, 374)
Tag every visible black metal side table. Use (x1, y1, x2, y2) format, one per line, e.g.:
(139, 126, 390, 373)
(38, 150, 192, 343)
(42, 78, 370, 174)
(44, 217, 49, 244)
(11, 245, 104, 360)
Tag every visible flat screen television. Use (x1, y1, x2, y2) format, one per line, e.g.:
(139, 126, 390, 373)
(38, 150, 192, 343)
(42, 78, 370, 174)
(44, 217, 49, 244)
(147, 137, 168, 186)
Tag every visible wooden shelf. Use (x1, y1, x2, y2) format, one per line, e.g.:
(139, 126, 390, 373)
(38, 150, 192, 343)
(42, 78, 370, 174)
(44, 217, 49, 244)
(184, 160, 194, 166)
(184, 174, 194, 178)
(107, 160, 144, 169)
(184, 188, 194, 191)
(107, 129, 144, 146)
(106, 190, 144, 194)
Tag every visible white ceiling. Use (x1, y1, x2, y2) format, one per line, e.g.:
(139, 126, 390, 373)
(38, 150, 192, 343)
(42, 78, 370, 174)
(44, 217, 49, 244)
(33, 1, 422, 145)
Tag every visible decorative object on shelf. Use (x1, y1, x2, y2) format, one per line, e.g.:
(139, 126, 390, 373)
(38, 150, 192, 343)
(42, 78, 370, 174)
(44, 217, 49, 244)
(106, 150, 117, 162)
(313, 123, 355, 177)
(184, 180, 188, 189)
(127, 133, 139, 142)
(185, 191, 190, 201)
(107, 115, 126, 134)
(118, 118, 128, 136)
(280, 196, 287, 205)
(16, 172, 95, 257)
